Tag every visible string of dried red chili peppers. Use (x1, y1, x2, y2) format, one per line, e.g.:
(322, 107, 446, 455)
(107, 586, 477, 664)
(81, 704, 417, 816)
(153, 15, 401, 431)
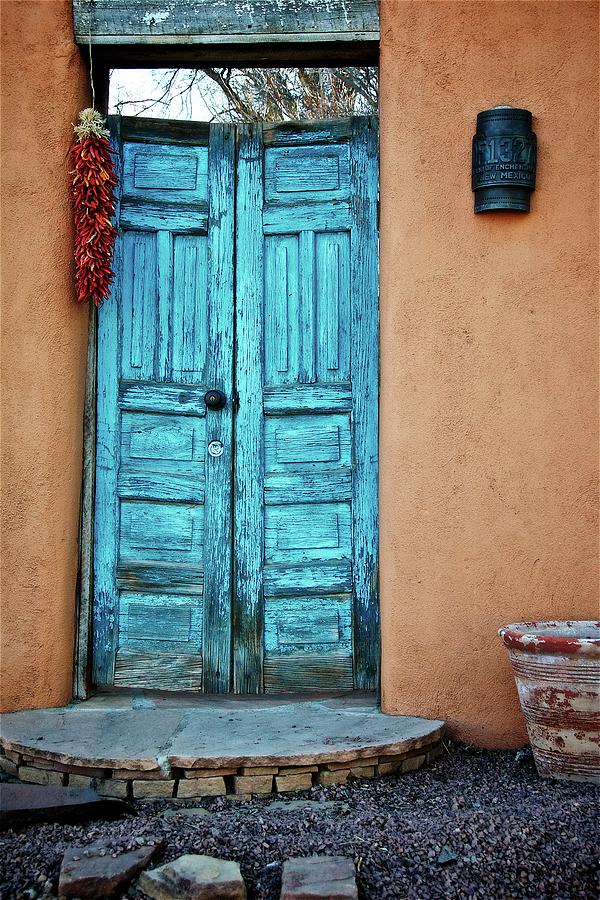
(70, 108, 118, 306)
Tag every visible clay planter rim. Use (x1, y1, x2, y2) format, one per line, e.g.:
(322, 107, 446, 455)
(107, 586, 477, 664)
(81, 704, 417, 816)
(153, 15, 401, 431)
(499, 620, 600, 656)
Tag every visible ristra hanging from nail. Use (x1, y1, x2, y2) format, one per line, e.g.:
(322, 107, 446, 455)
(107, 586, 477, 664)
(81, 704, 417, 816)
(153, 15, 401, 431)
(70, 107, 118, 306)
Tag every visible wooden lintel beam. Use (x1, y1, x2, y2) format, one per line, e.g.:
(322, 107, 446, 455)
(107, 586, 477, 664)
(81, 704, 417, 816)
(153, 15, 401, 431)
(72, 1, 380, 49)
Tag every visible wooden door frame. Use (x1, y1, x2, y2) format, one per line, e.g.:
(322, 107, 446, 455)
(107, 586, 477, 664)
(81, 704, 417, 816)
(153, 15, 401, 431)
(73, 24, 380, 701)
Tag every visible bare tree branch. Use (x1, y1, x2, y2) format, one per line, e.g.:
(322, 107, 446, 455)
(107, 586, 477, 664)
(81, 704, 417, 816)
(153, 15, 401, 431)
(111, 67, 378, 123)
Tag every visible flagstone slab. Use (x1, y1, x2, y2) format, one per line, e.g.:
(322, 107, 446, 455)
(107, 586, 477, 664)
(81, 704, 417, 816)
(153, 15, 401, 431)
(168, 702, 444, 769)
(0, 707, 186, 771)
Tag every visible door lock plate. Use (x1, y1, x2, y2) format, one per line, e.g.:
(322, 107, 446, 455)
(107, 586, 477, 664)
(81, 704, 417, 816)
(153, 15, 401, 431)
(208, 440, 224, 458)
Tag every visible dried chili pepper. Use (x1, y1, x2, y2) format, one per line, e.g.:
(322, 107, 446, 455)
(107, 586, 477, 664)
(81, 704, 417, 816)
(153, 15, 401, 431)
(70, 109, 117, 306)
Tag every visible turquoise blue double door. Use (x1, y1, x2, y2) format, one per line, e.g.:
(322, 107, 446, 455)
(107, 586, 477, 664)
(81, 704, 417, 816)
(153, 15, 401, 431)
(93, 116, 378, 694)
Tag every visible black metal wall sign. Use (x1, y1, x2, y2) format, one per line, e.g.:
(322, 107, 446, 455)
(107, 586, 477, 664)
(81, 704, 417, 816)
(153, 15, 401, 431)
(472, 106, 537, 212)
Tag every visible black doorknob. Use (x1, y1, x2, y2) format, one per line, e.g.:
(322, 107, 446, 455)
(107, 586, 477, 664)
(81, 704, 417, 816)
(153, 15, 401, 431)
(204, 389, 227, 411)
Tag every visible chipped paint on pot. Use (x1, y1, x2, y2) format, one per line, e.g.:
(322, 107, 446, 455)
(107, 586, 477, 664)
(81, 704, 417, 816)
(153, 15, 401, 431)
(499, 621, 600, 783)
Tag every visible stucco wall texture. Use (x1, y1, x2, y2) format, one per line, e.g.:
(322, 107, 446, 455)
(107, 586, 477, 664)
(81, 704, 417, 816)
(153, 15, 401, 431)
(1, 1, 89, 711)
(379, 0, 599, 746)
(1, 1, 598, 747)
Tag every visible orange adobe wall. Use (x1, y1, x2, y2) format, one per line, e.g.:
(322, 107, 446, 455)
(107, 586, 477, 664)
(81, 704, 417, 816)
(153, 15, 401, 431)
(0, 1, 89, 711)
(378, 0, 599, 746)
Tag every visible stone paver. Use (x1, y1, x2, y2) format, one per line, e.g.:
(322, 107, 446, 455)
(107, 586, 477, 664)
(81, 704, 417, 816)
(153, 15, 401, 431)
(0, 757, 18, 777)
(402, 754, 426, 773)
(138, 854, 246, 899)
(234, 774, 273, 795)
(279, 766, 317, 776)
(58, 839, 160, 898)
(183, 767, 238, 778)
(319, 770, 350, 786)
(275, 773, 314, 793)
(18, 766, 64, 786)
(427, 744, 443, 762)
(325, 757, 378, 771)
(3, 750, 21, 764)
(240, 765, 279, 775)
(176, 777, 225, 798)
(96, 779, 128, 799)
(113, 768, 164, 780)
(132, 780, 175, 800)
(23, 758, 107, 777)
(67, 774, 94, 789)
(280, 856, 357, 900)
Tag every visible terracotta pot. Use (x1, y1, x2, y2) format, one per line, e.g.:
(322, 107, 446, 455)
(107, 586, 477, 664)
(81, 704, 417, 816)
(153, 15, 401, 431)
(499, 621, 600, 783)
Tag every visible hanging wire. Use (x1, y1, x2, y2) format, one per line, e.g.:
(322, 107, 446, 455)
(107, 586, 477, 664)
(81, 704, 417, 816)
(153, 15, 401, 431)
(88, 0, 96, 109)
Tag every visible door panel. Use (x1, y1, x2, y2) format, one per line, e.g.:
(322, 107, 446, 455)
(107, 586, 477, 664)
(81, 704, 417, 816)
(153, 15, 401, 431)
(94, 116, 378, 695)
(234, 118, 379, 693)
(93, 118, 234, 692)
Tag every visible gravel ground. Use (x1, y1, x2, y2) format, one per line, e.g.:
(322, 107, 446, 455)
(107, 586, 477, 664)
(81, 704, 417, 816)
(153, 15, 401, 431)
(1, 744, 598, 899)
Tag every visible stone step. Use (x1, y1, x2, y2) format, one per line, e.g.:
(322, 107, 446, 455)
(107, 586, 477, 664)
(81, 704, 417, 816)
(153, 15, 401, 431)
(0, 697, 444, 799)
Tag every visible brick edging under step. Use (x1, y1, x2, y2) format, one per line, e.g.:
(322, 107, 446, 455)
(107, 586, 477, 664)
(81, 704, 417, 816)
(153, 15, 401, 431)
(1, 741, 443, 799)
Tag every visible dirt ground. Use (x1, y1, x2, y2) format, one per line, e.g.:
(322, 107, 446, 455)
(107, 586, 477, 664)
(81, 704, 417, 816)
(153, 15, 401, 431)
(1, 744, 598, 899)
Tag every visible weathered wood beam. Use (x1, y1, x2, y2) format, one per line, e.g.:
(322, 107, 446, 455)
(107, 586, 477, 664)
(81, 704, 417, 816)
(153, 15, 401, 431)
(90, 40, 378, 68)
(73, 0, 380, 46)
